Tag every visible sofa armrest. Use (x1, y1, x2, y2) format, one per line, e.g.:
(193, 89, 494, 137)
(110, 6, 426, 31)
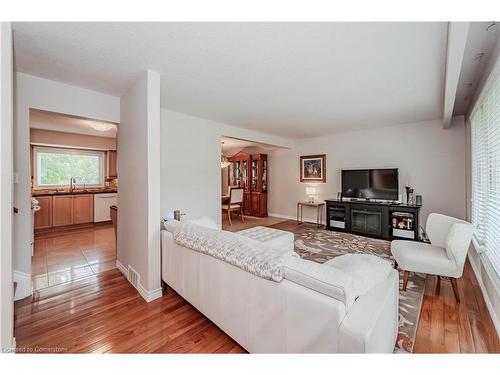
(284, 257, 354, 309)
(338, 269, 399, 353)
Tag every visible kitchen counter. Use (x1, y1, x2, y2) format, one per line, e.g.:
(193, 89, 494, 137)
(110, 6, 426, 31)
(32, 188, 118, 197)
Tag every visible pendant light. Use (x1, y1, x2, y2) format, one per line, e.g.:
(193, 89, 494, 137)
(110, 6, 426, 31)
(221, 142, 231, 168)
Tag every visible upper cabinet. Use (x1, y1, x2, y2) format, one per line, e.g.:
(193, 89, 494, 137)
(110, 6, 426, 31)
(107, 150, 117, 178)
(228, 152, 250, 191)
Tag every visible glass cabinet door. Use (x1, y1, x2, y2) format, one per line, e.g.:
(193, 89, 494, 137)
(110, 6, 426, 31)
(241, 160, 248, 189)
(229, 163, 235, 186)
(252, 160, 259, 191)
(262, 159, 267, 191)
(235, 161, 241, 186)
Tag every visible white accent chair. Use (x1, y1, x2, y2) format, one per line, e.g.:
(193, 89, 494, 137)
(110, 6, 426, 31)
(222, 187, 244, 225)
(391, 213, 473, 302)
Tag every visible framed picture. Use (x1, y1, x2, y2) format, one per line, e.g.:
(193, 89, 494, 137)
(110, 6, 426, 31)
(300, 154, 326, 182)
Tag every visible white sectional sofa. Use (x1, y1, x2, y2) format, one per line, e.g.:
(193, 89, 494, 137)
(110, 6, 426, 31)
(161, 221, 399, 353)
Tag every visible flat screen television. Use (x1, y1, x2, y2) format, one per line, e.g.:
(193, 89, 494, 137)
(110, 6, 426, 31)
(341, 168, 399, 201)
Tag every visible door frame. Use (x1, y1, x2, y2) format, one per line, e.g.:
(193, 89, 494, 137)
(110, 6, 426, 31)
(0, 21, 15, 350)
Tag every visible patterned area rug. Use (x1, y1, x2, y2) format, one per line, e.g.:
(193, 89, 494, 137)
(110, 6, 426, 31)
(280, 223, 425, 354)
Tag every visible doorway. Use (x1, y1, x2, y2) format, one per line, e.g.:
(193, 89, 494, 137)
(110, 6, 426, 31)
(29, 109, 119, 291)
(220, 136, 286, 231)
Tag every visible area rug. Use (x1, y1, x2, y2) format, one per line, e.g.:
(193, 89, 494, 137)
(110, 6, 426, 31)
(274, 223, 425, 354)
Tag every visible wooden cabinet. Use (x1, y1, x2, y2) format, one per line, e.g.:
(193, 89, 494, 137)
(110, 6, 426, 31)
(108, 150, 117, 178)
(228, 152, 267, 217)
(52, 195, 73, 227)
(35, 193, 95, 230)
(34, 196, 52, 229)
(73, 194, 94, 224)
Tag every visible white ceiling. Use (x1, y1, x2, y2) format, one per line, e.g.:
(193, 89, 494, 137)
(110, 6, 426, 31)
(11, 22, 490, 139)
(30, 109, 117, 138)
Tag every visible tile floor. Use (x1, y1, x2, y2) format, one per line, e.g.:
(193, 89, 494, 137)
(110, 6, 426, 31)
(32, 224, 117, 291)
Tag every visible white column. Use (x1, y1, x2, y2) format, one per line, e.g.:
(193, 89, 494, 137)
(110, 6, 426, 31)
(117, 70, 161, 301)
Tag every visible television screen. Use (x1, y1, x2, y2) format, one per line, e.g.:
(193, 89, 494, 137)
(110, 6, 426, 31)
(341, 168, 399, 201)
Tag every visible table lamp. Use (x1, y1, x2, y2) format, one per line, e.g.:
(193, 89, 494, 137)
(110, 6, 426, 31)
(306, 187, 317, 203)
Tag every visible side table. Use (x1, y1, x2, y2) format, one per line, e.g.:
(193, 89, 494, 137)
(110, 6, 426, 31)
(296, 202, 325, 228)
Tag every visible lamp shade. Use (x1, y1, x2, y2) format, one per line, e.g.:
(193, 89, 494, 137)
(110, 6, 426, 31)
(306, 187, 317, 195)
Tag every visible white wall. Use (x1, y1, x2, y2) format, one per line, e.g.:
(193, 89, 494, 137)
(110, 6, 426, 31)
(160, 109, 293, 224)
(117, 70, 161, 299)
(268, 118, 466, 227)
(30, 128, 116, 150)
(0, 22, 14, 350)
(13, 73, 120, 286)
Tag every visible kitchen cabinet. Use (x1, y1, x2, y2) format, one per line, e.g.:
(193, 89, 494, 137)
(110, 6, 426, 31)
(73, 194, 94, 224)
(34, 192, 108, 230)
(52, 195, 73, 227)
(108, 150, 117, 178)
(34, 196, 52, 229)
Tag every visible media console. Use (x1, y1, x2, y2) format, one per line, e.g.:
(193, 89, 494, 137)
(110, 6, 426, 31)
(325, 199, 421, 241)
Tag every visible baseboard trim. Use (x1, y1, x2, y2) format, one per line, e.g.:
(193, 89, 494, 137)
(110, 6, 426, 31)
(115, 260, 162, 303)
(269, 212, 325, 225)
(13, 270, 31, 301)
(468, 253, 500, 338)
(115, 259, 127, 276)
(138, 284, 163, 302)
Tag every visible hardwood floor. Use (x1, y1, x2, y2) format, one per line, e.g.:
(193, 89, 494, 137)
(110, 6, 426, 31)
(14, 269, 245, 353)
(270, 220, 500, 354)
(222, 215, 287, 232)
(14, 219, 499, 353)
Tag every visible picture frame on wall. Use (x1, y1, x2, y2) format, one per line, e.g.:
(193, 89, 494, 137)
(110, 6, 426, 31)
(300, 154, 326, 182)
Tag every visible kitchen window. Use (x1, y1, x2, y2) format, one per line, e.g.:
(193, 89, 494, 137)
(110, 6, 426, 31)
(33, 146, 105, 189)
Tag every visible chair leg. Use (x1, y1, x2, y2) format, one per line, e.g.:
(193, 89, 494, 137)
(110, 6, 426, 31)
(240, 207, 244, 222)
(451, 277, 460, 303)
(227, 210, 232, 226)
(402, 270, 410, 291)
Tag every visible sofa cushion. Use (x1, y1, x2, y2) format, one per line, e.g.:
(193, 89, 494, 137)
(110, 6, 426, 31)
(284, 257, 355, 309)
(324, 254, 392, 298)
(237, 226, 295, 252)
(391, 239, 454, 276)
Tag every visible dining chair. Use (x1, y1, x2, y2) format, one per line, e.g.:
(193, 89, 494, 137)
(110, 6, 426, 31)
(222, 187, 244, 226)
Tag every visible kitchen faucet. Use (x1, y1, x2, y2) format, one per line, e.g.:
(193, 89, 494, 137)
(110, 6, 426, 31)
(70, 177, 76, 192)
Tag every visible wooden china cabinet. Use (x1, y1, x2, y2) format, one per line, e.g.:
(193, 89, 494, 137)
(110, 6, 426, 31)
(228, 152, 267, 217)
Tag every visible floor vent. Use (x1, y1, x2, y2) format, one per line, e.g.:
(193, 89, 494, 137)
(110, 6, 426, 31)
(127, 266, 139, 288)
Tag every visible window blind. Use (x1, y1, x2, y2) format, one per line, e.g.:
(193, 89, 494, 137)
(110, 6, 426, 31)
(471, 72, 500, 277)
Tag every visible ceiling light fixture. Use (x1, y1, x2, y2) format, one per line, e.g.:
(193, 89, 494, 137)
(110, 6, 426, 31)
(221, 142, 231, 169)
(91, 122, 114, 132)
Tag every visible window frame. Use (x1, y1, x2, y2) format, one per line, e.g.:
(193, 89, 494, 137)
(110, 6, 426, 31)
(470, 64, 500, 280)
(32, 146, 106, 189)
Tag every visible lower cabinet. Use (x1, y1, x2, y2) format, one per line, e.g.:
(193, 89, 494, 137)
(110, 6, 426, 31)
(52, 196, 73, 227)
(73, 194, 94, 224)
(251, 192, 267, 217)
(35, 194, 95, 229)
(34, 196, 52, 229)
(243, 192, 252, 215)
